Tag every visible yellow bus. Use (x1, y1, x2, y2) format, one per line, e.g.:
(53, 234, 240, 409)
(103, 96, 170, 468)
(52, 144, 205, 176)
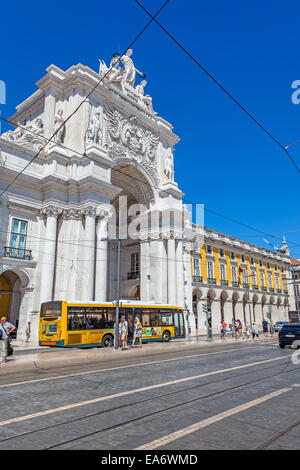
(39, 300, 186, 348)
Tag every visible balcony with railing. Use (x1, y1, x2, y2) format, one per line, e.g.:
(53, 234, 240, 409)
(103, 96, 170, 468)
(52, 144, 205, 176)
(261, 286, 267, 291)
(277, 288, 282, 293)
(220, 279, 228, 286)
(269, 287, 275, 292)
(193, 275, 203, 283)
(3, 246, 32, 260)
(232, 281, 239, 288)
(243, 283, 249, 289)
(207, 277, 216, 285)
(127, 272, 140, 280)
(284, 290, 288, 294)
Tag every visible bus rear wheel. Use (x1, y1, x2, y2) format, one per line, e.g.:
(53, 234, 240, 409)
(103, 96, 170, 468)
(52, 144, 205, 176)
(162, 331, 171, 342)
(102, 334, 114, 347)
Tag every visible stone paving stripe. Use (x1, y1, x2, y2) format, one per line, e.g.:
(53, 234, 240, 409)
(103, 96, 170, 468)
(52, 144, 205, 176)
(135, 387, 293, 450)
(0, 344, 279, 390)
(0, 355, 287, 428)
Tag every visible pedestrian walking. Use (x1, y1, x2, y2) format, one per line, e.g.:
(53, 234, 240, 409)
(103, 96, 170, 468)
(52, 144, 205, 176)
(220, 320, 227, 338)
(251, 322, 260, 341)
(237, 319, 243, 339)
(120, 316, 128, 350)
(0, 316, 16, 356)
(131, 317, 143, 348)
(262, 318, 269, 338)
(244, 322, 251, 340)
(25, 321, 31, 343)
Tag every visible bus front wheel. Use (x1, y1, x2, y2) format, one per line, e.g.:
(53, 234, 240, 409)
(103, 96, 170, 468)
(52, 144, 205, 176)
(102, 334, 114, 347)
(162, 331, 171, 342)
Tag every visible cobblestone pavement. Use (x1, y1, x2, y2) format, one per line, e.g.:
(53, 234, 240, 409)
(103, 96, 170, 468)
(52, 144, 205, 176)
(0, 338, 299, 450)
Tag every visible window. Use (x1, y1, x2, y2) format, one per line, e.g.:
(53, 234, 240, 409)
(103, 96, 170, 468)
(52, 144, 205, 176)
(242, 270, 248, 285)
(231, 266, 237, 282)
(267, 262, 270, 269)
(220, 264, 226, 281)
(251, 270, 256, 285)
(275, 275, 280, 290)
(219, 248, 224, 258)
(206, 245, 212, 254)
(275, 264, 277, 271)
(250, 258, 254, 265)
(10, 218, 28, 253)
(207, 261, 214, 278)
(241, 255, 245, 263)
(260, 271, 265, 287)
(268, 273, 272, 288)
(231, 252, 235, 260)
(259, 260, 263, 267)
(281, 267, 284, 273)
(131, 252, 139, 273)
(67, 307, 115, 330)
(193, 258, 200, 277)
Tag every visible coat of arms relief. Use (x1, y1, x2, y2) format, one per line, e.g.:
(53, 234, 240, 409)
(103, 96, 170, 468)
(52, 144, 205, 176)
(104, 105, 160, 186)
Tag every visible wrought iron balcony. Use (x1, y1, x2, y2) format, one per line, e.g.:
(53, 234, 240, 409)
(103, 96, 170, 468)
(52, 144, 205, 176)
(127, 272, 140, 280)
(243, 283, 249, 289)
(252, 285, 258, 290)
(207, 277, 216, 284)
(193, 275, 203, 283)
(284, 290, 288, 294)
(4, 246, 32, 260)
(232, 281, 239, 288)
(277, 288, 282, 293)
(261, 286, 267, 291)
(269, 287, 274, 292)
(221, 279, 228, 286)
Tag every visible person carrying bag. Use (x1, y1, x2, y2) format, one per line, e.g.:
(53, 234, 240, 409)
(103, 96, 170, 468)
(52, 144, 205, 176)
(0, 317, 16, 357)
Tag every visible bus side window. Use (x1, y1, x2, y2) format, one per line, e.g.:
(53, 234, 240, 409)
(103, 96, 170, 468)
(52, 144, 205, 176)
(150, 310, 158, 327)
(142, 310, 151, 327)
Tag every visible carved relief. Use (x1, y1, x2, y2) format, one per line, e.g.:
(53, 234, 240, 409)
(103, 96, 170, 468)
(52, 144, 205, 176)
(104, 105, 159, 184)
(3, 118, 47, 151)
(52, 109, 65, 143)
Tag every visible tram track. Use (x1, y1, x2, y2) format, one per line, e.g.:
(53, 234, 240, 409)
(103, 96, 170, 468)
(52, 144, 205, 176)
(254, 420, 300, 450)
(1, 360, 298, 450)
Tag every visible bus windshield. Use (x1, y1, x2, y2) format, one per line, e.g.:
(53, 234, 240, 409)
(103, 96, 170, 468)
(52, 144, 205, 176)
(40, 301, 62, 317)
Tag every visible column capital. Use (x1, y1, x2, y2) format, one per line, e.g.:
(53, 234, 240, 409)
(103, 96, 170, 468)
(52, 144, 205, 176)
(40, 205, 63, 219)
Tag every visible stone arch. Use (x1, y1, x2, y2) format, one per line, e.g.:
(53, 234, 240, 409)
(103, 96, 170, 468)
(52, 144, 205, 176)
(0, 268, 30, 329)
(192, 288, 202, 330)
(252, 294, 259, 322)
(284, 297, 289, 308)
(232, 292, 239, 321)
(242, 292, 249, 323)
(220, 290, 228, 322)
(277, 296, 282, 307)
(261, 295, 267, 321)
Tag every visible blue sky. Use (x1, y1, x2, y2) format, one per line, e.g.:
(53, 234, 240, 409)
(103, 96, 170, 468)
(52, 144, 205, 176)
(1, 0, 299, 256)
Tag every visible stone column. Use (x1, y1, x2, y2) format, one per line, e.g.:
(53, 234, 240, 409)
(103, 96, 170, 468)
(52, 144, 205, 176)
(82, 207, 96, 301)
(167, 237, 176, 305)
(140, 239, 150, 302)
(40, 206, 60, 303)
(175, 238, 184, 308)
(95, 217, 108, 301)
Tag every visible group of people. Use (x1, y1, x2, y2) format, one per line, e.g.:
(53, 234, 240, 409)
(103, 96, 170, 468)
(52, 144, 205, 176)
(119, 316, 143, 350)
(220, 318, 271, 341)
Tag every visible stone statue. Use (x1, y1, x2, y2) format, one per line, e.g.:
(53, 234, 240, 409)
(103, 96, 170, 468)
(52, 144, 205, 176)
(99, 56, 123, 85)
(120, 49, 145, 87)
(52, 109, 65, 143)
(136, 80, 155, 113)
(86, 112, 102, 145)
(163, 153, 174, 182)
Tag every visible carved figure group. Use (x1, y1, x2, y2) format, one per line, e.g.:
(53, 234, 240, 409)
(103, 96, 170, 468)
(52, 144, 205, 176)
(3, 118, 46, 150)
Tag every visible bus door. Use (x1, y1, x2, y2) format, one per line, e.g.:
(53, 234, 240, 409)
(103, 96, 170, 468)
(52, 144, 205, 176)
(173, 311, 184, 337)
